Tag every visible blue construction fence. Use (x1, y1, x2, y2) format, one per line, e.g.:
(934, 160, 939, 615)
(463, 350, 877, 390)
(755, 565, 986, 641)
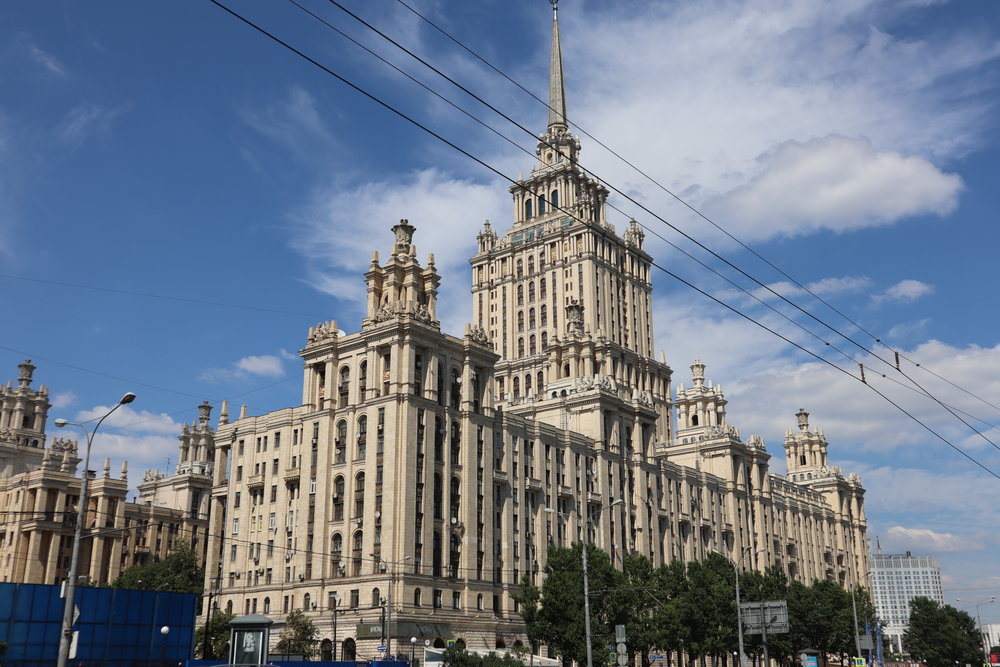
(0, 582, 196, 667)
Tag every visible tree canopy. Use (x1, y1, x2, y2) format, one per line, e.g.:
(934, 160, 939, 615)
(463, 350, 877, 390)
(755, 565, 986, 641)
(903, 597, 982, 667)
(194, 610, 234, 659)
(518, 545, 878, 666)
(111, 540, 204, 598)
(274, 609, 319, 659)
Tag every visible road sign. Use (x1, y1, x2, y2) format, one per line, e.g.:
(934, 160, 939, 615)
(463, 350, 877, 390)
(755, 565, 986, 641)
(858, 636, 873, 650)
(616, 625, 627, 642)
(740, 600, 789, 634)
(617, 654, 628, 666)
(378, 646, 387, 652)
(854, 658, 865, 667)
(617, 642, 627, 655)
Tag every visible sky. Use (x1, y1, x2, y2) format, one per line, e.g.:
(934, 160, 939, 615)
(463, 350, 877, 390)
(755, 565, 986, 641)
(1, 0, 999, 620)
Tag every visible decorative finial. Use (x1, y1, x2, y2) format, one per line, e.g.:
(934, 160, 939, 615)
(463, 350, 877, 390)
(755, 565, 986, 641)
(796, 408, 809, 432)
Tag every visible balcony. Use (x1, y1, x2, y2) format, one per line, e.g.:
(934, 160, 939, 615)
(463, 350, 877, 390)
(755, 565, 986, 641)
(586, 491, 602, 504)
(525, 477, 543, 493)
(284, 467, 301, 482)
(492, 470, 508, 485)
(557, 484, 573, 499)
(247, 473, 265, 489)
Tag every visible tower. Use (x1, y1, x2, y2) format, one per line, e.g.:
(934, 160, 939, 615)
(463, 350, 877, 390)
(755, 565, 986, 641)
(470, 0, 672, 448)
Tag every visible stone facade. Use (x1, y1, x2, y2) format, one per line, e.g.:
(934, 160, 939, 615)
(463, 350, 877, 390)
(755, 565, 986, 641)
(202, 6, 869, 659)
(0, 360, 213, 586)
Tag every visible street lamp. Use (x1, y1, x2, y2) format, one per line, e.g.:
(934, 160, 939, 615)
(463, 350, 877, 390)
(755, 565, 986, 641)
(160, 625, 170, 664)
(410, 636, 417, 665)
(956, 596, 996, 658)
(851, 570, 874, 660)
(715, 547, 763, 667)
(371, 554, 410, 659)
(547, 498, 622, 667)
(55, 391, 136, 667)
(330, 591, 341, 661)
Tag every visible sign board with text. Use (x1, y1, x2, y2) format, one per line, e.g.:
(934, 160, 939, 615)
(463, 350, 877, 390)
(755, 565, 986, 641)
(740, 600, 788, 634)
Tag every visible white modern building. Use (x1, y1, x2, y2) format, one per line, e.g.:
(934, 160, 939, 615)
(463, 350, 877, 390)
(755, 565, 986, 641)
(871, 549, 944, 653)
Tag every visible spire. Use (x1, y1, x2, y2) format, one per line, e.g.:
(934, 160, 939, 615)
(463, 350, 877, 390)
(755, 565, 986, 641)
(547, 0, 567, 133)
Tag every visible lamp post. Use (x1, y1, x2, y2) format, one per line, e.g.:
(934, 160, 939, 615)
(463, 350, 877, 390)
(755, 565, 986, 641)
(160, 625, 170, 664)
(547, 498, 622, 667)
(202, 576, 220, 658)
(956, 596, 996, 659)
(372, 554, 410, 659)
(330, 591, 341, 661)
(411, 636, 417, 665)
(55, 391, 136, 667)
(715, 547, 763, 667)
(851, 570, 874, 661)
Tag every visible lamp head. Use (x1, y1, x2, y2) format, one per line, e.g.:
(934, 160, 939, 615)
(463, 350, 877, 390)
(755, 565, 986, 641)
(411, 637, 417, 645)
(120, 392, 136, 405)
(54, 419, 70, 428)
(160, 625, 170, 635)
(610, 499, 623, 507)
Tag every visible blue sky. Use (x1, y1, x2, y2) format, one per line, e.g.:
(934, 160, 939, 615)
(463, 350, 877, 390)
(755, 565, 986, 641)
(1, 0, 999, 618)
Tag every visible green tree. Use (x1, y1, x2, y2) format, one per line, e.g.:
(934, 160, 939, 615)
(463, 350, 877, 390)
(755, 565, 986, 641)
(194, 610, 234, 659)
(522, 543, 617, 666)
(111, 540, 204, 598)
(274, 609, 319, 659)
(903, 597, 981, 667)
(680, 553, 737, 662)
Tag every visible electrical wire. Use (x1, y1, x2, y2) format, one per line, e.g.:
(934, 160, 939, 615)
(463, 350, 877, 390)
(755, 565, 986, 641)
(393, 0, 1000, 423)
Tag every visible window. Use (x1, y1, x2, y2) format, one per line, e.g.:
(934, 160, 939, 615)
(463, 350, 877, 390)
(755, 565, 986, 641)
(356, 415, 368, 460)
(433, 589, 443, 609)
(333, 476, 345, 521)
(516, 259, 523, 278)
(232, 518, 239, 534)
(528, 282, 535, 302)
(350, 589, 360, 609)
(540, 305, 547, 327)
(551, 189, 558, 209)
(525, 199, 532, 219)
(538, 195, 546, 214)
(371, 588, 381, 607)
(236, 466, 242, 482)
(414, 588, 422, 607)
(336, 421, 347, 464)
(517, 311, 524, 332)
(263, 597, 271, 613)
(234, 492, 241, 508)
(452, 591, 461, 609)
(516, 284, 524, 306)
(354, 473, 366, 518)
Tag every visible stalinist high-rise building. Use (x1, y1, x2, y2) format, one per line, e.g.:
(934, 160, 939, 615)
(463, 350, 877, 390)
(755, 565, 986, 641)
(203, 3, 869, 659)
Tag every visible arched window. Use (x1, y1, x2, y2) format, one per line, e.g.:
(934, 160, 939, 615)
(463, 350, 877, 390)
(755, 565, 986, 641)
(304, 592, 311, 610)
(450, 422, 461, 464)
(529, 335, 536, 355)
(516, 259, 524, 278)
(433, 530, 443, 577)
(354, 472, 365, 518)
(691, 414, 699, 426)
(333, 477, 345, 521)
(517, 338, 525, 357)
(450, 476, 461, 521)
(538, 195, 546, 215)
(338, 366, 350, 408)
(477, 594, 484, 610)
(343, 638, 357, 661)
(525, 375, 532, 394)
(331, 533, 343, 562)
(525, 199, 533, 219)
(517, 311, 525, 332)
(517, 284, 524, 306)
(538, 249, 545, 267)
(528, 256, 535, 275)
(528, 281, 535, 302)
(264, 597, 271, 613)
(551, 189, 559, 209)
(371, 588, 381, 607)
(226, 600, 233, 615)
(537, 371, 544, 392)
(335, 420, 347, 464)
(540, 305, 547, 327)
(513, 377, 520, 399)
(541, 331, 548, 349)
(540, 278, 547, 299)
(357, 415, 367, 460)
(563, 363, 570, 378)
(449, 533, 462, 578)
(358, 360, 368, 398)
(433, 473, 443, 519)
(435, 416, 444, 462)
(352, 530, 364, 576)
(414, 588, 422, 607)
(450, 368, 461, 409)
(529, 308, 536, 329)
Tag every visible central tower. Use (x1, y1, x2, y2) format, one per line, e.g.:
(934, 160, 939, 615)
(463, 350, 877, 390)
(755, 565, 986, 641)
(470, 1, 673, 449)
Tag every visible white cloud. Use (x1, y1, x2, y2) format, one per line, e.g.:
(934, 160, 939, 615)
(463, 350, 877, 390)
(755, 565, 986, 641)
(290, 168, 507, 332)
(200, 353, 288, 383)
(55, 103, 127, 145)
(28, 43, 65, 76)
(239, 85, 336, 162)
(883, 525, 984, 553)
(711, 136, 962, 238)
(872, 279, 935, 306)
(51, 391, 77, 409)
(74, 404, 182, 436)
(88, 432, 180, 469)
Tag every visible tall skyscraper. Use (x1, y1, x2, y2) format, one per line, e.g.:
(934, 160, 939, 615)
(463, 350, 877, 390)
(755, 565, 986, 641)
(871, 548, 944, 654)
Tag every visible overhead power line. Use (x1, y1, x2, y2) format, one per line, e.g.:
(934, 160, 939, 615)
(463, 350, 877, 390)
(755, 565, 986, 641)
(394, 0, 1000, 423)
(206, 0, 1000, 480)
